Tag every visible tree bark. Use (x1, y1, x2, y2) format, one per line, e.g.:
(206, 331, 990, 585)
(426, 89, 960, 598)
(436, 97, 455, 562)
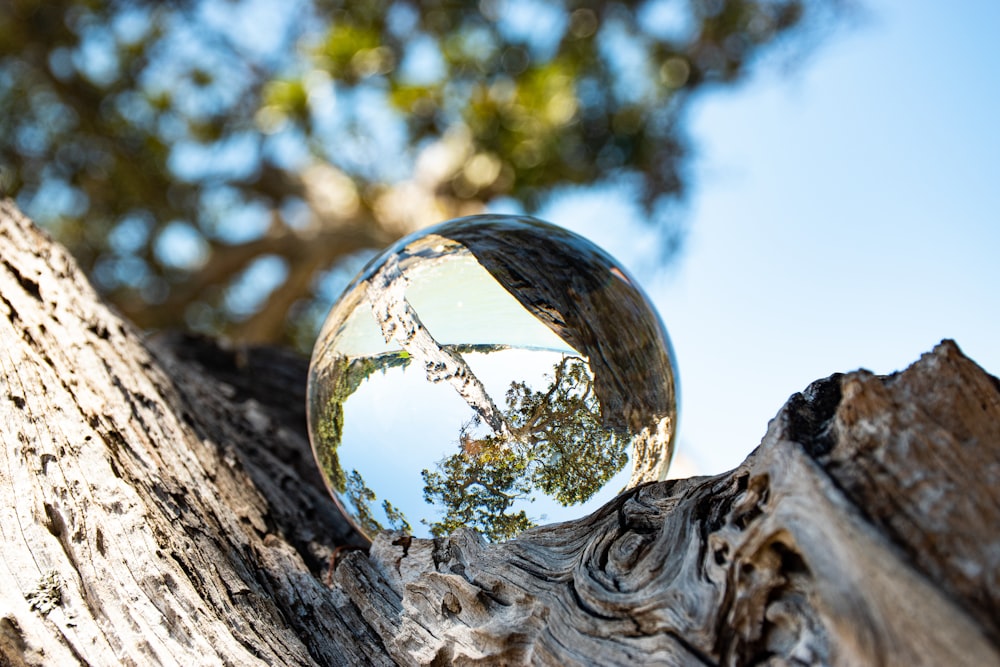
(1, 199, 997, 666)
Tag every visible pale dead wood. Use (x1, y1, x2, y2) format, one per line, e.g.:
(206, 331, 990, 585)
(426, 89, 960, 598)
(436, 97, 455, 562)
(0, 200, 379, 666)
(1, 199, 997, 666)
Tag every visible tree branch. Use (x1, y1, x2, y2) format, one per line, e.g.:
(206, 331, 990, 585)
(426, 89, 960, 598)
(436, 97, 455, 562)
(1, 199, 997, 665)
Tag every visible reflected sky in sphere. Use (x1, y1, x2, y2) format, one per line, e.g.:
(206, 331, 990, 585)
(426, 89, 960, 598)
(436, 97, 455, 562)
(307, 214, 678, 542)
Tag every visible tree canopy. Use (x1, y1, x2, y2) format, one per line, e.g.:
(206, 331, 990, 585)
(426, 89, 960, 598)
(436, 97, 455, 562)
(0, 0, 845, 348)
(422, 355, 626, 541)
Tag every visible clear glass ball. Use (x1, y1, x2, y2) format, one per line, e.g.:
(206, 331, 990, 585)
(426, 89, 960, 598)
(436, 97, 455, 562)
(307, 214, 678, 542)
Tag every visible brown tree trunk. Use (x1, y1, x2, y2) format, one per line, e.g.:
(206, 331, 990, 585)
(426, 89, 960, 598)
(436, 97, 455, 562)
(1, 199, 997, 666)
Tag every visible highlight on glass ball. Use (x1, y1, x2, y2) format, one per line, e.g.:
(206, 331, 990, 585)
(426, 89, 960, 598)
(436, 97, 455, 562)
(307, 214, 678, 543)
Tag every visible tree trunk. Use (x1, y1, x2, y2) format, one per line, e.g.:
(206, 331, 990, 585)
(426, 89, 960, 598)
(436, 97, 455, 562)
(1, 199, 997, 666)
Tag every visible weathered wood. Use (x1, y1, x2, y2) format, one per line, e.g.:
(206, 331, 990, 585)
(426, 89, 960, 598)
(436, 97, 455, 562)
(1, 199, 997, 665)
(0, 200, 378, 666)
(345, 344, 999, 665)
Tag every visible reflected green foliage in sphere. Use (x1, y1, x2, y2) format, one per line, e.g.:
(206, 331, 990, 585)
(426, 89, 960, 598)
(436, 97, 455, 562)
(307, 215, 677, 542)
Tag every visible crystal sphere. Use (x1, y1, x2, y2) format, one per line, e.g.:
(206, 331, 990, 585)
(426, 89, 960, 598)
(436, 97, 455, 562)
(307, 214, 678, 543)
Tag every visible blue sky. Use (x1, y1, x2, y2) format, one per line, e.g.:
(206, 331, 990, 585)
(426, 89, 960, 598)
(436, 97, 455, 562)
(542, 0, 1000, 475)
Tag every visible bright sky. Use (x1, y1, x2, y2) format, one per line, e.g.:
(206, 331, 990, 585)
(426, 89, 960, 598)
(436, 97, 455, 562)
(540, 0, 1000, 475)
(330, 245, 571, 357)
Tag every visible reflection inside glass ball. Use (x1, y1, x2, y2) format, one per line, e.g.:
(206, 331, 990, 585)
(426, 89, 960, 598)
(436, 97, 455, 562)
(307, 214, 678, 542)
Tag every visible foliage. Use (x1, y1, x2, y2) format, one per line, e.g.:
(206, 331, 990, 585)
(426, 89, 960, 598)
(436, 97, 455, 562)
(0, 0, 844, 347)
(422, 355, 626, 541)
(342, 469, 413, 535)
(311, 341, 515, 533)
(343, 469, 382, 536)
(505, 356, 628, 504)
(422, 431, 536, 541)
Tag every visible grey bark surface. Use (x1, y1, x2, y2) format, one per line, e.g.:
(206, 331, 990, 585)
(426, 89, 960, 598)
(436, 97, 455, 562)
(0, 199, 997, 666)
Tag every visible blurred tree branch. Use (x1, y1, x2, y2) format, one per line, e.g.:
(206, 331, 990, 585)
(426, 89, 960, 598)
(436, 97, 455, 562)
(0, 0, 852, 347)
